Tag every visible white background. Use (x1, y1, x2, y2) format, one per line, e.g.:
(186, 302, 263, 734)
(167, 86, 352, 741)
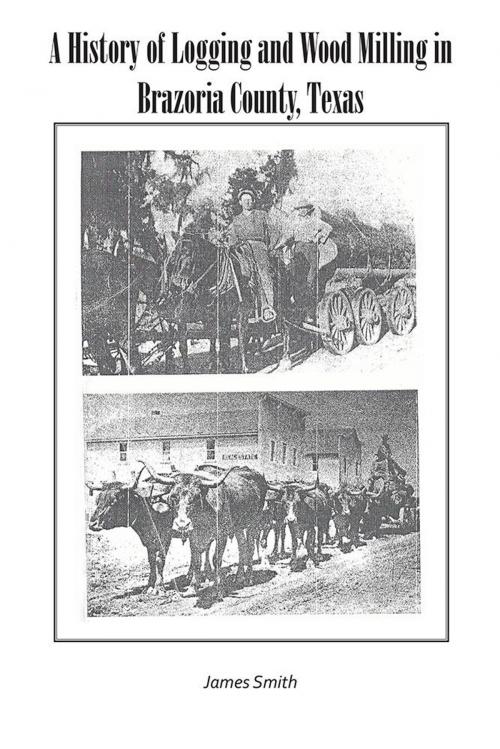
(2, 1, 498, 747)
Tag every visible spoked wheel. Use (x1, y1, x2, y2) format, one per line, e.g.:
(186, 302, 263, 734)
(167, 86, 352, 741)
(387, 284, 416, 335)
(353, 288, 383, 345)
(318, 290, 355, 355)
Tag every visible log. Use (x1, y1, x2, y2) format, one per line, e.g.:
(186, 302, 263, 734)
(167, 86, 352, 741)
(332, 267, 415, 282)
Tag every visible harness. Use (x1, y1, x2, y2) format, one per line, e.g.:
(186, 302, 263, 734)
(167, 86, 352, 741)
(207, 249, 236, 297)
(168, 241, 236, 302)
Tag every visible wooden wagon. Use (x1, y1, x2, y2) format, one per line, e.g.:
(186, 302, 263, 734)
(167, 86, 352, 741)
(276, 262, 416, 367)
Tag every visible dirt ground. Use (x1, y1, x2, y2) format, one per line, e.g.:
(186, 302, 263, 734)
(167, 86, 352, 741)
(288, 328, 416, 376)
(143, 328, 415, 376)
(87, 526, 420, 617)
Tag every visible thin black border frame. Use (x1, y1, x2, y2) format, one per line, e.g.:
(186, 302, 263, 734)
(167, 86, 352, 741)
(54, 121, 449, 643)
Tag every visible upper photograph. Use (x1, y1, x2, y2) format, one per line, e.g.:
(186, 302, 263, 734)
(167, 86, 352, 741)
(81, 148, 416, 375)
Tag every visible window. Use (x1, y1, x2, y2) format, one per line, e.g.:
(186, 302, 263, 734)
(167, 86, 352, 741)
(282, 442, 287, 464)
(356, 460, 360, 476)
(292, 447, 297, 467)
(152, 410, 161, 415)
(343, 457, 347, 474)
(206, 437, 216, 461)
(270, 440, 276, 463)
(162, 440, 171, 462)
(311, 454, 318, 472)
(119, 442, 128, 462)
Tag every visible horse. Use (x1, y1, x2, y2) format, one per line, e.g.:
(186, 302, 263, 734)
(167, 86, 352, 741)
(81, 248, 159, 375)
(82, 208, 371, 375)
(159, 234, 255, 374)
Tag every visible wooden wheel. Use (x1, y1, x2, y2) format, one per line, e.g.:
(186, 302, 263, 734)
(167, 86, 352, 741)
(318, 290, 355, 355)
(387, 285, 416, 335)
(353, 288, 382, 345)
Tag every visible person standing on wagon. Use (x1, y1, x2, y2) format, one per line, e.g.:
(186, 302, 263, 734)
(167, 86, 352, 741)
(228, 188, 277, 323)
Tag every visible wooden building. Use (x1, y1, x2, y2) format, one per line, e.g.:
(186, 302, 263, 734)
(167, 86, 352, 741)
(85, 393, 361, 489)
(304, 425, 362, 489)
(85, 394, 308, 484)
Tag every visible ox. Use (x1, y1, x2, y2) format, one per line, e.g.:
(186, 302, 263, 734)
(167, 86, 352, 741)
(363, 477, 387, 539)
(331, 490, 352, 552)
(344, 484, 368, 547)
(268, 481, 329, 570)
(316, 482, 335, 548)
(364, 478, 418, 537)
(331, 484, 368, 551)
(88, 467, 174, 595)
(260, 493, 288, 562)
(148, 464, 268, 601)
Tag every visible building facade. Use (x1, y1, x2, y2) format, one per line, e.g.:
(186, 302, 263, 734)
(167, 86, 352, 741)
(85, 394, 362, 489)
(304, 426, 362, 489)
(85, 394, 309, 484)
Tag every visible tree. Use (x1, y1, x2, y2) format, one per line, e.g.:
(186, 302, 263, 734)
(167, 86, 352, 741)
(259, 149, 298, 208)
(81, 151, 156, 255)
(147, 152, 207, 226)
(221, 150, 298, 226)
(81, 149, 214, 262)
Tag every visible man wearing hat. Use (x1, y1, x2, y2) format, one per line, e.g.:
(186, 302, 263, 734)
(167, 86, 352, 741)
(376, 434, 407, 480)
(293, 202, 338, 278)
(376, 434, 391, 462)
(228, 188, 276, 323)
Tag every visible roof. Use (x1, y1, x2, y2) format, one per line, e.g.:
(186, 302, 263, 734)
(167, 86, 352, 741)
(85, 393, 310, 443)
(305, 427, 359, 455)
(86, 410, 259, 442)
(261, 393, 308, 419)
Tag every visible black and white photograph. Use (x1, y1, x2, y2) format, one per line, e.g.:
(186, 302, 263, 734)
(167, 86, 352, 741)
(84, 391, 419, 617)
(81, 148, 417, 376)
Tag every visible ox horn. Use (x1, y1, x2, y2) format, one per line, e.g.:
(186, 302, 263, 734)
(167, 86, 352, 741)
(266, 481, 283, 492)
(86, 481, 103, 496)
(297, 482, 317, 493)
(136, 460, 177, 486)
(192, 466, 236, 488)
(125, 464, 147, 490)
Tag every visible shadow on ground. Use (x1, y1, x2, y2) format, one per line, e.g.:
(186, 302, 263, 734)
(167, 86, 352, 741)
(194, 568, 278, 609)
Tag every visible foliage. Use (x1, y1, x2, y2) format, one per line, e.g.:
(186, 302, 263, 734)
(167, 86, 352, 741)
(81, 150, 208, 259)
(146, 151, 208, 226)
(81, 151, 154, 254)
(334, 218, 415, 269)
(81, 149, 414, 268)
(221, 150, 298, 225)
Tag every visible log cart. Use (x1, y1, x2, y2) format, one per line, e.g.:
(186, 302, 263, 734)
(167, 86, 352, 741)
(82, 249, 416, 374)
(280, 265, 417, 364)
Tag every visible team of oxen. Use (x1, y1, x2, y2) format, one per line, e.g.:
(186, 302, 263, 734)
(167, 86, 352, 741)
(88, 462, 418, 602)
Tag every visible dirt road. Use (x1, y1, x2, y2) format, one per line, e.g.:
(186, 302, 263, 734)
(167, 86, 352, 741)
(287, 329, 416, 376)
(145, 328, 416, 376)
(87, 530, 420, 617)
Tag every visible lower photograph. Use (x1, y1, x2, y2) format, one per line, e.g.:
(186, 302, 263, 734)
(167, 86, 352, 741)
(84, 390, 419, 617)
